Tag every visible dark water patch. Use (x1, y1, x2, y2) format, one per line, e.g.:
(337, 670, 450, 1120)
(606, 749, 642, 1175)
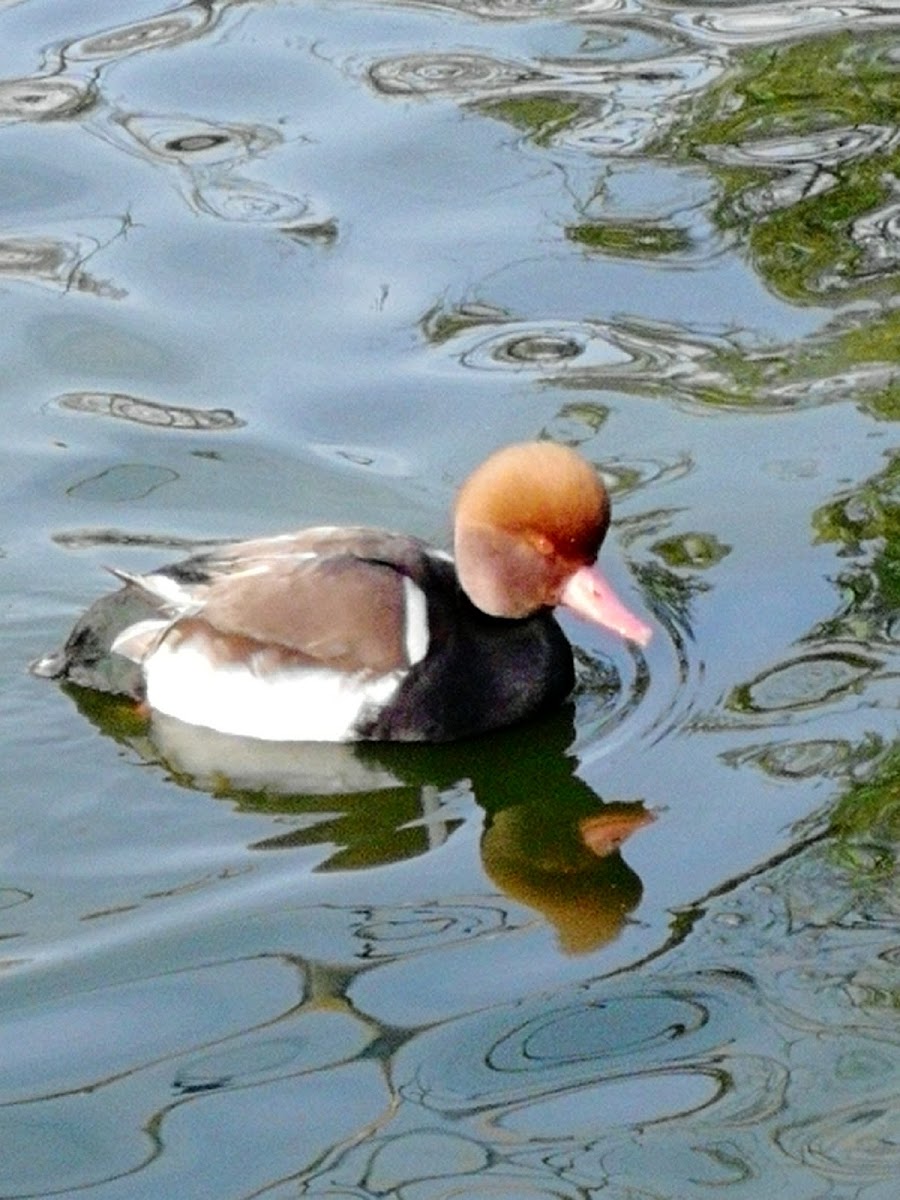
(0, 957, 303, 1104)
(65, 463, 180, 503)
(0, 1091, 155, 1195)
(479, 91, 596, 148)
(172, 1011, 377, 1095)
(662, 31, 900, 303)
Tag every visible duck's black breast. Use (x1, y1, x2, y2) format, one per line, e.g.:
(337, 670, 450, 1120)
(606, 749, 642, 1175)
(361, 552, 575, 742)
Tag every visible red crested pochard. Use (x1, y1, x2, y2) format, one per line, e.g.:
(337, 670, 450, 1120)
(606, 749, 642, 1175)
(32, 442, 651, 742)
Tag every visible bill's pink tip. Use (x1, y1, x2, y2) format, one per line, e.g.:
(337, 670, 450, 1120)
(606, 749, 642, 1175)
(560, 565, 652, 647)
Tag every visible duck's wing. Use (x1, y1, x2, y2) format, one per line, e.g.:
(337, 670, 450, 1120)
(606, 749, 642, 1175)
(115, 532, 433, 677)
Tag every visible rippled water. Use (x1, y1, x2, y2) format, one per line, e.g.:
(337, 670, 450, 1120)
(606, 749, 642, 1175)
(2, 0, 900, 1197)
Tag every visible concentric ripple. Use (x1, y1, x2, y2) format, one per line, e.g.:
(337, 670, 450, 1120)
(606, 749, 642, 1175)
(118, 114, 280, 166)
(352, 901, 518, 960)
(190, 177, 334, 236)
(64, 4, 216, 61)
(57, 391, 244, 431)
(395, 985, 716, 1115)
(369, 52, 543, 97)
(458, 321, 631, 372)
(430, 307, 754, 402)
(0, 76, 96, 122)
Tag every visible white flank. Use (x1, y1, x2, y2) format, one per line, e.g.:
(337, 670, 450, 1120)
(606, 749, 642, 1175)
(143, 638, 405, 742)
(402, 577, 429, 665)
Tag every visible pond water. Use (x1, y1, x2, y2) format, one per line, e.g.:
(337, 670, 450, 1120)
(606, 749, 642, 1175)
(2, 0, 900, 1196)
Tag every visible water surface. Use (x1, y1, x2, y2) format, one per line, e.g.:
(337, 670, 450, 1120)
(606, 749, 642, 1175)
(2, 0, 900, 1196)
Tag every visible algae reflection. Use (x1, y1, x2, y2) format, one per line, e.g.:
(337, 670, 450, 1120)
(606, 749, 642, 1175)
(718, 442, 900, 869)
(447, 28, 900, 414)
(663, 31, 900, 305)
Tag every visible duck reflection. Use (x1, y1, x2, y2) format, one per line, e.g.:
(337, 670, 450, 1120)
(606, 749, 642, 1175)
(66, 687, 652, 953)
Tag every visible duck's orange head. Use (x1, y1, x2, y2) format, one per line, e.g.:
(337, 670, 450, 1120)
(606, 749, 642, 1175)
(454, 442, 651, 646)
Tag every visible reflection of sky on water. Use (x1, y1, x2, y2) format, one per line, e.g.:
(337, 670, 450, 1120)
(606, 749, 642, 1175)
(1, 0, 900, 1196)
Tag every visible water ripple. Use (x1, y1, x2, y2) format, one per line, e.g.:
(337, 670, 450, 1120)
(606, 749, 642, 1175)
(496, 1066, 722, 1135)
(410, 0, 623, 18)
(58, 390, 244, 431)
(852, 195, 900, 278)
(0, 75, 96, 122)
(721, 738, 867, 781)
(459, 320, 631, 372)
(672, 0, 900, 47)
(776, 1095, 900, 1185)
(278, 900, 523, 968)
(117, 113, 281, 167)
(0, 234, 126, 297)
(370, 47, 724, 155)
(64, 3, 217, 61)
(353, 901, 517, 958)
(728, 647, 881, 716)
(0, 887, 31, 911)
(172, 1011, 377, 1096)
(369, 51, 543, 97)
(395, 986, 715, 1114)
(707, 124, 900, 170)
(428, 307, 753, 403)
(191, 176, 336, 238)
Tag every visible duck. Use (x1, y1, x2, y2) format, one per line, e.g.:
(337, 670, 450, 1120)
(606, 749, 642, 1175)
(32, 441, 651, 743)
